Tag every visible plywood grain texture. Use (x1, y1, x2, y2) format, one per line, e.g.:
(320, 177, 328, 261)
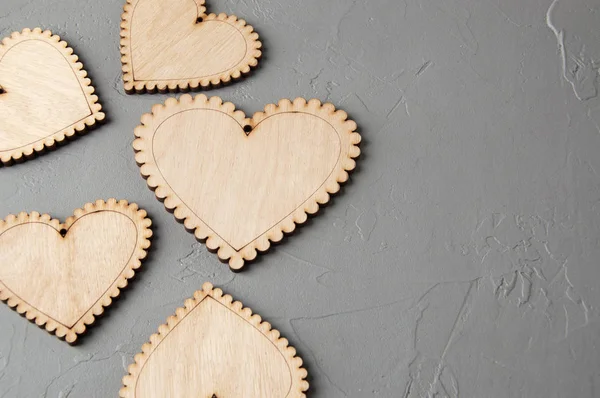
(120, 0, 262, 93)
(0, 28, 105, 165)
(133, 95, 361, 270)
(1, 0, 600, 397)
(120, 282, 308, 398)
(0, 199, 152, 343)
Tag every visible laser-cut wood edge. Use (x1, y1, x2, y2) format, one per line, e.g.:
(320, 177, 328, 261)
(119, 282, 309, 398)
(120, 0, 262, 94)
(0, 28, 105, 166)
(132, 95, 362, 270)
(0, 199, 152, 343)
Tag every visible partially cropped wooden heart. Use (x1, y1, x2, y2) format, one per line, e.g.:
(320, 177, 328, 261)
(120, 0, 262, 93)
(0, 199, 152, 343)
(134, 95, 361, 270)
(0, 28, 104, 165)
(120, 282, 308, 397)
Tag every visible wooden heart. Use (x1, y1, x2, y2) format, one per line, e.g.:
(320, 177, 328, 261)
(0, 28, 105, 166)
(0, 199, 152, 343)
(120, 282, 308, 397)
(133, 95, 361, 270)
(120, 0, 262, 93)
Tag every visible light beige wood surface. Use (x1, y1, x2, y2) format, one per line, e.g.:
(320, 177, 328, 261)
(120, 0, 262, 93)
(134, 95, 361, 270)
(120, 282, 308, 398)
(0, 28, 105, 166)
(0, 199, 152, 343)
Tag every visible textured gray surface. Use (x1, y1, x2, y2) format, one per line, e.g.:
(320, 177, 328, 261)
(1, 0, 600, 397)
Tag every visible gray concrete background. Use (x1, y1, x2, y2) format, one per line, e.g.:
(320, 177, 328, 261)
(1, 0, 600, 396)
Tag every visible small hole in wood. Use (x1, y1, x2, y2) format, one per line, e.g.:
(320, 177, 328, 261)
(243, 125, 252, 133)
(59, 228, 67, 237)
(196, 16, 204, 23)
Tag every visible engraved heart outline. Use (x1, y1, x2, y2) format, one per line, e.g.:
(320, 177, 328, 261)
(133, 95, 361, 270)
(120, 282, 309, 397)
(0, 28, 105, 166)
(120, 0, 262, 93)
(0, 199, 152, 343)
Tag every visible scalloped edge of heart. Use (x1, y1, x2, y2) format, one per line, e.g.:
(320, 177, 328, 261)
(133, 95, 362, 270)
(0, 28, 105, 166)
(0, 199, 152, 343)
(120, 282, 309, 397)
(120, 0, 262, 94)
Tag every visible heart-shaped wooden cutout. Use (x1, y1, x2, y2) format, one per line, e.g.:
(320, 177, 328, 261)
(120, 282, 308, 397)
(0, 199, 152, 343)
(120, 0, 262, 93)
(133, 95, 361, 270)
(0, 28, 105, 166)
